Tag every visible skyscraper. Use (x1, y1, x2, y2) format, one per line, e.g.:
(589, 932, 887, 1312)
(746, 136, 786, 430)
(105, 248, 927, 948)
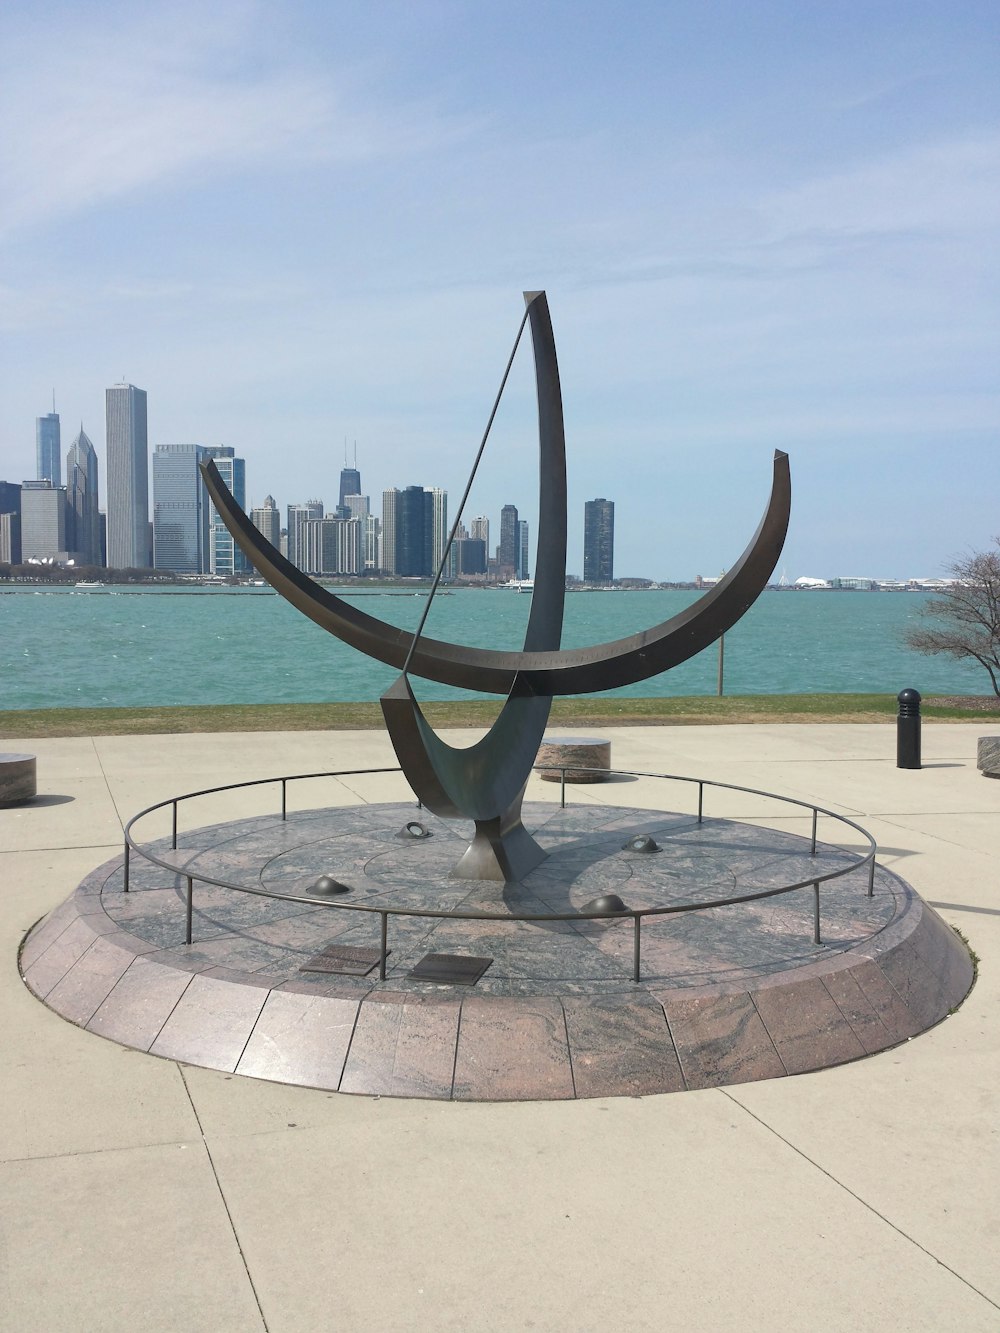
(396, 485, 433, 576)
(583, 498, 615, 583)
(36, 411, 61, 486)
(20, 480, 67, 561)
(205, 447, 247, 575)
(429, 488, 448, 575)
(152, 444, 210, 572)
(251, 495, 281, 548)
(517, 520, 530, 580)
(65, 427, 100, 565)
(470, 515, 489, 553)
(0, 481, 23, 564)
(381, 490, 399, 574)
(338, 453, 361, 516)
(286, 500, 324, 569)
(106, 383, 149, 569)
(499, 504, 518, 572)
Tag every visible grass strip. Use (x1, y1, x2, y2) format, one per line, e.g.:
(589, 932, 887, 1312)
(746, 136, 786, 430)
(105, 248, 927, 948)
(0, 694, 993, 739)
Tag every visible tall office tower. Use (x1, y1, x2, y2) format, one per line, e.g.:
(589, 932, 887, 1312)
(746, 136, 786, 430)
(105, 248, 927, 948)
(106, 383, 149, 568)
(0, 512, 20, 565)
(452, 537, 486, 577)
(363, 513, 381, 570)
(338, 454, 362, 516)
(251, 495, 281, 548)
(499, 504, 518, 572)
(65, 427, 101, 565)
(36, 411, 61, 486)
(381, 489, 399, 574)
(470, 515, 489, 551)
(204, 447, 247, 575)
(152, 444, 210, 573)
(583, 497, 615, 583)
(516, 520, 530, 580)
(429, 488, 448, 575)
(20, 480, 67, 561)
(337, 517, 364, 574)
(286, 500, 324, 569)
(344, 493, 370, 519)
(396, 485, 433, 576)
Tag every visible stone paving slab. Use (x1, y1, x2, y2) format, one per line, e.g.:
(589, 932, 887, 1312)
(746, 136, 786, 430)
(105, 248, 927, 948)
(20, 800, 974, 1101)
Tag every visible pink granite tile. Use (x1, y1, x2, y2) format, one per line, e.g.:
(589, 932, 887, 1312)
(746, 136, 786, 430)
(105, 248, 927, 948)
(339, 998, 460, 1098)
(663, 992, 786, 1089)
(846, 958, 922, 1045)
(22, 915, 103, 999)
(19, 900, 80, 971)
(563, 996, 684, 1098)
(149, 973, 268, 1071)
(236, 990, 360, 1088)
(751, 977, 867, 1074)
(452, 997, 575, 1101)
(87, 957, 194, 1050)
(820, 969, 898, 1055)
(44, 934, 137, 1026)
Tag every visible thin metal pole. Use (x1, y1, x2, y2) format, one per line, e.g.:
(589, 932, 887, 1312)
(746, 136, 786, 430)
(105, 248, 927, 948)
(632, 916, 642, 982)
(185, 876, 194, 945)
(810, 808, 818, 856)
(123, 841, 130, 892)
(281, 778, 287, 821)
(868, 857, 876, 898)
(813, 883, 821, 944)
(172, 801, 178, 850)
(717, 633, 725, 696)
(379, 912, 388, 980)
(697, 782, 704, 824)
(560, 768, 566, 809)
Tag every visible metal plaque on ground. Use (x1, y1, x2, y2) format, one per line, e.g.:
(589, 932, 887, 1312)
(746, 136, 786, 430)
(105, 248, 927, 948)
(407, 953, 493, 985)
(300, 944, 388, 976)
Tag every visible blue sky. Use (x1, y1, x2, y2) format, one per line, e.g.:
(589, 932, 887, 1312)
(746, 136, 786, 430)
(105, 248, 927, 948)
(1, 0, 997, 580)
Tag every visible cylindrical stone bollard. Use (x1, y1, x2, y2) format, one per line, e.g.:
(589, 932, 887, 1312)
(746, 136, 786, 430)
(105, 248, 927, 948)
(897, 688, 922, 769)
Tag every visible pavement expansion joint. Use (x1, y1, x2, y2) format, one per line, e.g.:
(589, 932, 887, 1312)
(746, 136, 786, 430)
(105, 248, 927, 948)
(19, 799, 975, 1102)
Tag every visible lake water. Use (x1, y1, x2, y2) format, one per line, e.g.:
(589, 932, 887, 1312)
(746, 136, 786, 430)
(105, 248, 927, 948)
(0, 585, 986, 711)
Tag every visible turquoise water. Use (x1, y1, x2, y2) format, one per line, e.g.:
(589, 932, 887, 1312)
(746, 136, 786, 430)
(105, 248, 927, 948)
(0, 586, 987, 710)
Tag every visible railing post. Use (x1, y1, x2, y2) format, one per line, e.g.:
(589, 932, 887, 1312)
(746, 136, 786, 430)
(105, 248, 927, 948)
(379, 912, 388, 980)
(697, 782, 704, 824)
(172, 800, 178, 850)
(123, 840, 130, 892)
(868, 857, 876, 898)
(185, 876, 194, 945)
(281, 778, 287, 821)
(810, 808, 818, 856)
(632, 915, 641, 982)
(813, 882, 821, 944)
(560, 767, 566, 809)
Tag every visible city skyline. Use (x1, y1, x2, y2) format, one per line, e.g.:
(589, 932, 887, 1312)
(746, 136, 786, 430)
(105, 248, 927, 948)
(1, 4, 995, 582)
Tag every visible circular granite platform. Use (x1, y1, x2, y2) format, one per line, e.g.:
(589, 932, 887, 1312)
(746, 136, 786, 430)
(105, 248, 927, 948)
(20, 800, 973, 1101)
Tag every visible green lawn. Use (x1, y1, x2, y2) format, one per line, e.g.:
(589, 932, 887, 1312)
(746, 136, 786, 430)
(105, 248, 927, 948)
(0, 693, 994, 738)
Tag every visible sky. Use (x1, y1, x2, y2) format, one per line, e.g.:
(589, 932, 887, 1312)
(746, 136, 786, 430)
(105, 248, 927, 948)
(1, 0, 997, 581)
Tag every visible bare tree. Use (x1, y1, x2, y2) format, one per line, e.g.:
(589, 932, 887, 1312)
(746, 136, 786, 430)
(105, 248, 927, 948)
(905, 543, 1000, 695)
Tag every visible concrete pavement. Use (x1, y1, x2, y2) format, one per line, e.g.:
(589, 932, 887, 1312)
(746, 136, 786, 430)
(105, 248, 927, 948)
(2, 723, 998, 1331)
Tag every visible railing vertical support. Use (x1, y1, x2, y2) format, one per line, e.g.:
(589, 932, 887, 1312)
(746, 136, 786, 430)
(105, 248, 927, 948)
(697, 782, 704, 824)
(123, 840, 130, 892)
(379, 912, 388, 980)
(868, 857, 876, 898)
(813, 882, 821, 945)
(281, 779, 287, 821)
(185, 876, 194, 945)
(560, 768, 566, 809)
(632, 915, 642, 982)
(172, 801, 178, 850)
(810, 809, 818, 855)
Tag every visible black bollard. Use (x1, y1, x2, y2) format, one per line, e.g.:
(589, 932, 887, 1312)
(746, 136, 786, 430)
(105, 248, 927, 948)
(897, 688, 922, 769)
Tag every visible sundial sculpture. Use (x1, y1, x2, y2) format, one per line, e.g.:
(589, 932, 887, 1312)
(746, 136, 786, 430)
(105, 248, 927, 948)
(201, 291, 790, 882)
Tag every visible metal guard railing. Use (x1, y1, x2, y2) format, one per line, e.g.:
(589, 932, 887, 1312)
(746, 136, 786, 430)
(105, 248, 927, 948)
(121, 765, 879, 984)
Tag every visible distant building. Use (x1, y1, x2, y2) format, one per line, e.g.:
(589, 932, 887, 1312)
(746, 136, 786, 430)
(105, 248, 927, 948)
(106, 383, 149, 568)
(36, 411, 61, 487)
(205, 448, 247, 576)
(286, 500, 324, 570)
(429, 488, 448, 575)
(0, 481, 22, 564)
(499, 504, 518, 572)
(65, 427, 101, 565)
(583, 498, 614, 583)
(338, 461, 362, 517)
(152, 444, 210, 573)
(517, 520, 530, 580)
(381, 490, 399, 574)
(363, 513, 380, 570)
(452, 537, 487, 576)
(20, 480, 67, 561)
(396, 485, 433, 576)
(250, 495, 281, 549)
(344, 493, 370, 519)
(470, 515, 490, 552)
